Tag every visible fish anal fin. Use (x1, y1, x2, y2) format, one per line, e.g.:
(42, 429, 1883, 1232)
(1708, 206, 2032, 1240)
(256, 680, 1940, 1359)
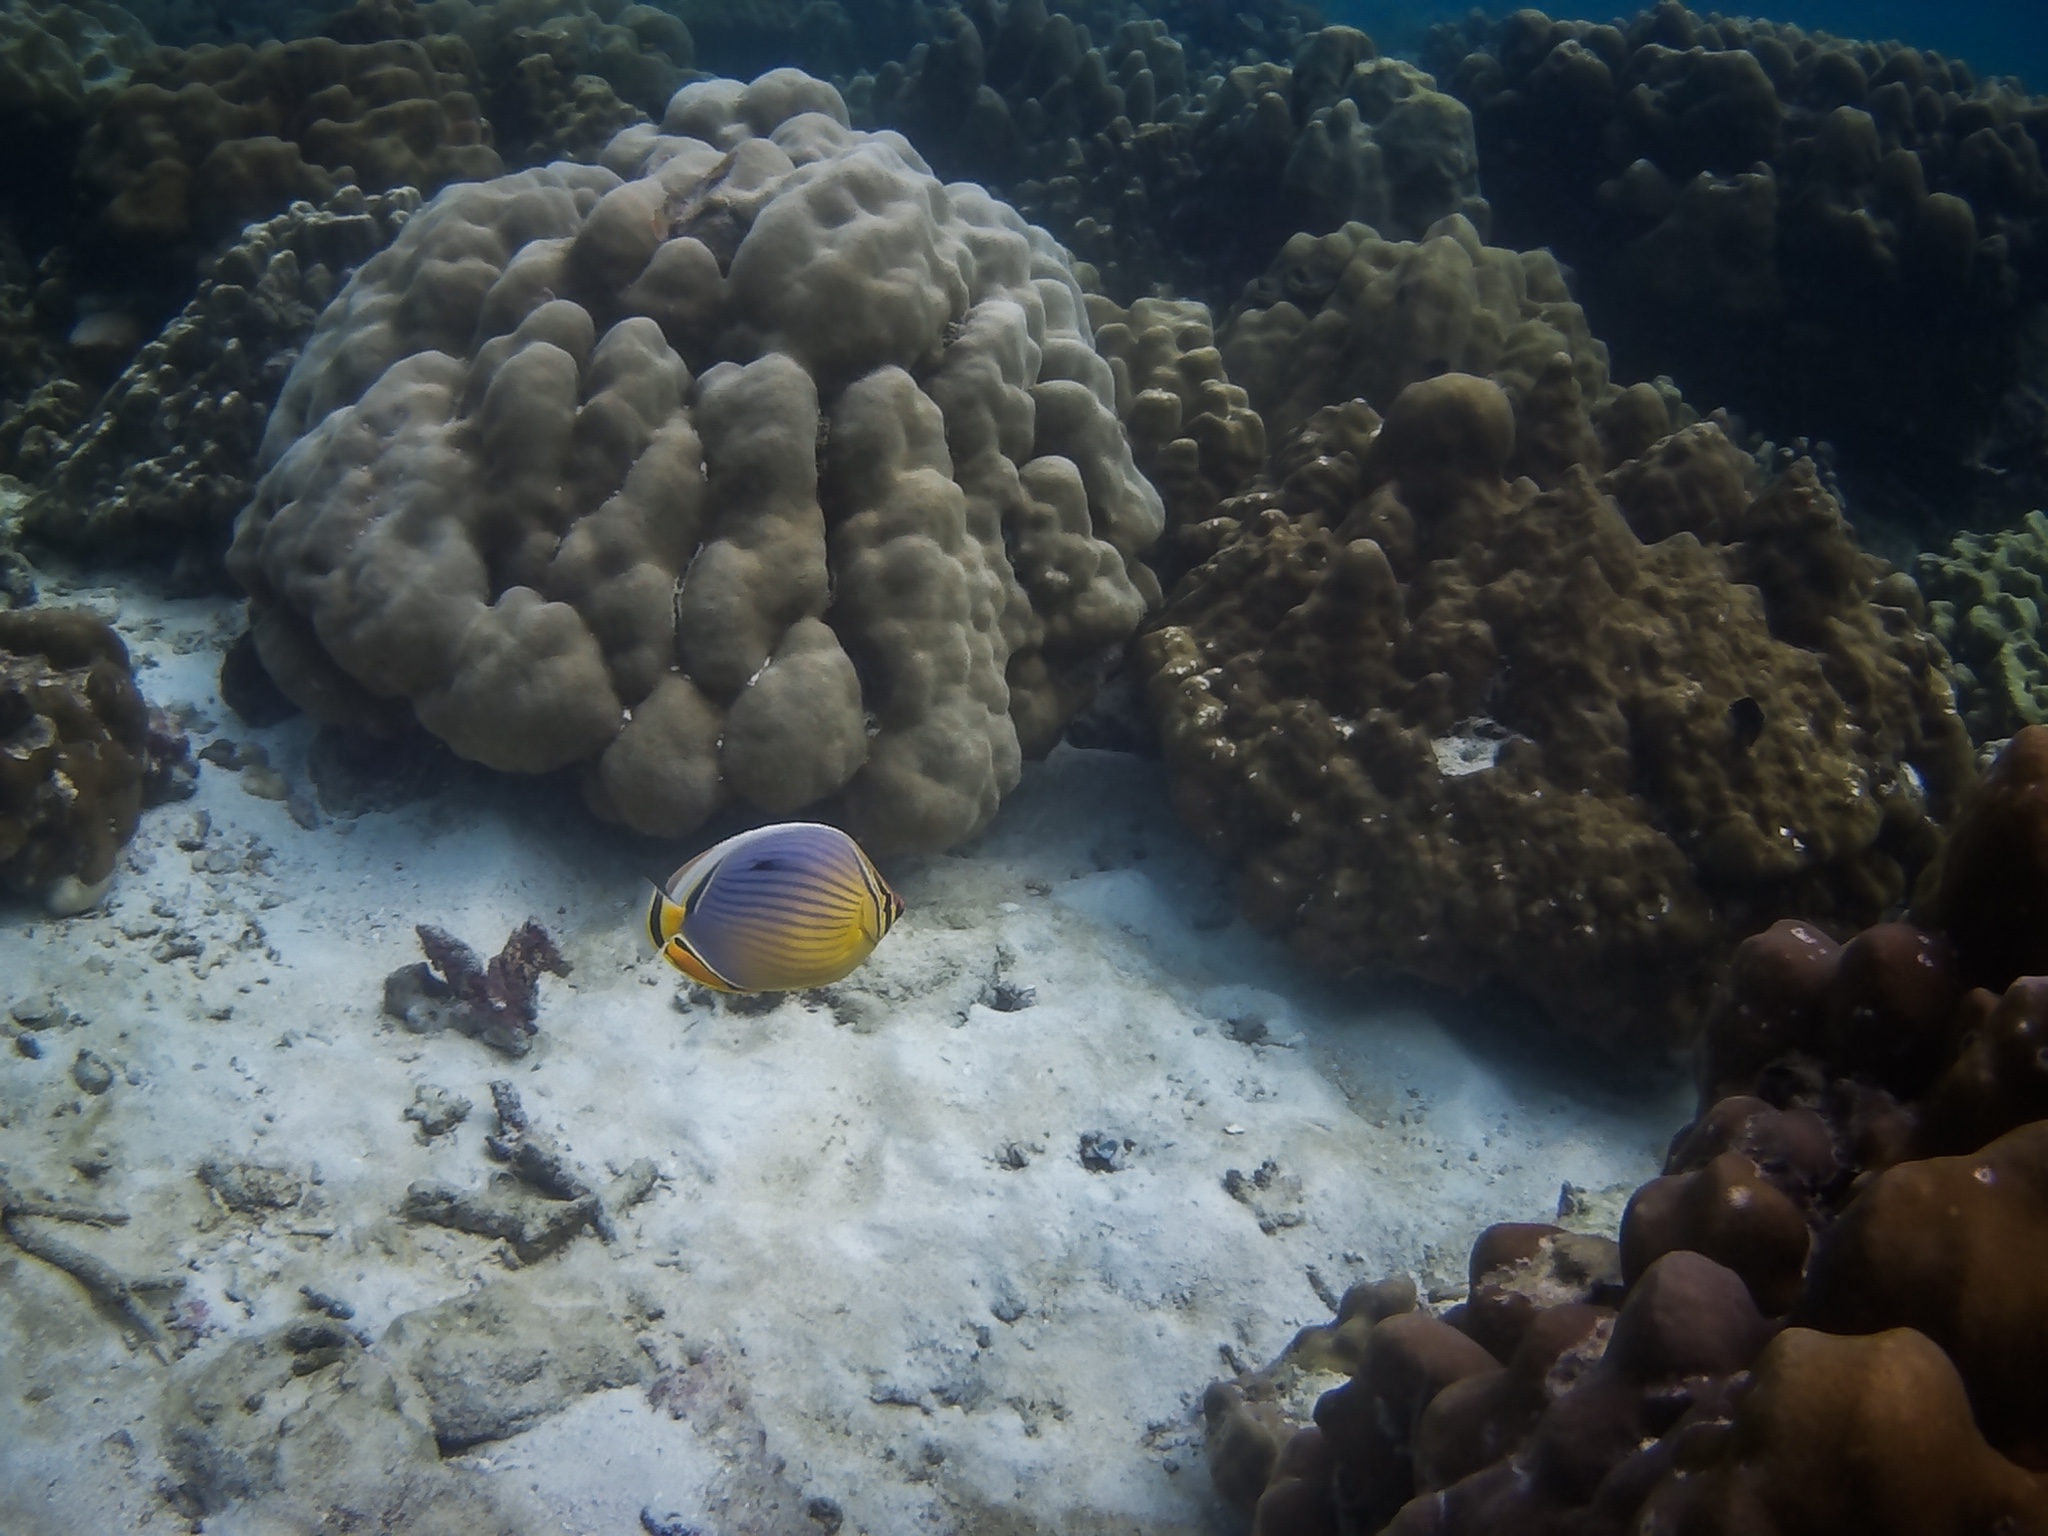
(664, 935, 740, 992)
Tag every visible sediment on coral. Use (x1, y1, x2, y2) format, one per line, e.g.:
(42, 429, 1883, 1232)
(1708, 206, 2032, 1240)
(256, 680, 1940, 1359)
(1203, 726, 2048, 1533)
(1422, 0, 2048, 534)
(1138, 332, 1972, 1051)
(229, 67, 1162, 854)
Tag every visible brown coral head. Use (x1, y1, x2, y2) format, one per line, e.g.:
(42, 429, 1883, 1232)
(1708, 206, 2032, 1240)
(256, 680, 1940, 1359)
(1603, 1249, 1773, 1385)
(1619, 1150, 1812, 1317)
(1925, 724, 2048, 993)
(1370, 371, 1516, 515)
(1818, 921, 1960, 1098)
(1635, 1326, 2048, 1534)
(1695, 917, 1841, 1107)
(1920, 974, 2048, 1157)
(1800, 1117, 2048, 1469)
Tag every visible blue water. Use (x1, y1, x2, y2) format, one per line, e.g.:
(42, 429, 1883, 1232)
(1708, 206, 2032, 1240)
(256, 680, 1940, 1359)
(1345, 0, 2048, 89)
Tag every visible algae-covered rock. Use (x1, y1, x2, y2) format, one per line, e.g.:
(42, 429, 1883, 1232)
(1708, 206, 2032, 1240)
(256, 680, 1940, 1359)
(1, 606, 192, 911)
(378, 1286, 652, 1450)
(158, 1322, 539, 1532)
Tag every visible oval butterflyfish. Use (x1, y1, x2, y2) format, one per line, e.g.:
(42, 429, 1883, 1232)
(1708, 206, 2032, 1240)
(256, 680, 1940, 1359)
(646, 822, 905, 993)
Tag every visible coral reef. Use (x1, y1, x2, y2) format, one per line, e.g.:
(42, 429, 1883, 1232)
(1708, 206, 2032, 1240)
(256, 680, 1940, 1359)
(1219, 212, 1668, 448)
(1140, 324, 1972, 1049)
(1085, 291, 1265, 563)
(0, 0, 152, 231)
(1203, 726, 2048, 1532)
(851, 11, 1481, 305)
(410, 0, 695, 163)
(0, 231, 90, 483)
(76, 30, 497, 261)
(1916, 509, 2048, 742)
(1423, 1, 2048, 530)
(0, 605, 193, 914)
(230, 69, 1162, 853)
(382, 920, 569, 1057)
(21, 183, 416, 581)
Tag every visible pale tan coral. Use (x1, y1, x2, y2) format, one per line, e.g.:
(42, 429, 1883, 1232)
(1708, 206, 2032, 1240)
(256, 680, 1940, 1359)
(231, 69, 1161, 852)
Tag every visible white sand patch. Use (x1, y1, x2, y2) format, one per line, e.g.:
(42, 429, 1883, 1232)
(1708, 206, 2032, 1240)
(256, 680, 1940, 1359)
(0, 580, 1688, 1535)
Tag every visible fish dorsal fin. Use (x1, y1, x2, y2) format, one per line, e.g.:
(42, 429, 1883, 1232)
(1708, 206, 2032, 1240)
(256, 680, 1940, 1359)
(671, 822, 842, 898)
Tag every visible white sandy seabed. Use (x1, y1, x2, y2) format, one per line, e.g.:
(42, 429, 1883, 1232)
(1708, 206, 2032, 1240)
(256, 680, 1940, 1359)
(0, 578, 1690, 1536)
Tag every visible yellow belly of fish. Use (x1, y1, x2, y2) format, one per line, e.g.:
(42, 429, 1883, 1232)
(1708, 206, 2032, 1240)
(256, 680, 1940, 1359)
(663, 927, 877, 993)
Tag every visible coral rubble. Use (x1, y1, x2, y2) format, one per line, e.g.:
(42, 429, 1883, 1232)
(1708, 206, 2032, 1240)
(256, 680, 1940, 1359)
(382, 919, 569, 1057)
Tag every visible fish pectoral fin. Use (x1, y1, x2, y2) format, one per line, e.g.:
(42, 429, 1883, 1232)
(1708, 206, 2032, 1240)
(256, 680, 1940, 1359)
(662, 936, 740, 993)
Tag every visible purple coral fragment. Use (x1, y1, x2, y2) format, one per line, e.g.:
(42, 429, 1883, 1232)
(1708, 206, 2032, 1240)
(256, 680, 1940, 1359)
(385, 920, 571, 1057)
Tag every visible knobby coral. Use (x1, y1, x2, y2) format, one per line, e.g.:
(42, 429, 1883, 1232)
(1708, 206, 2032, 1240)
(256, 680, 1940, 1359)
(1424, 0, 2048, 528)
(229, 68, 1162, 854)
(1205, 726, 2048, 1534)
(1140, 324, 1970, 1050)
(1, 605, 194, 912)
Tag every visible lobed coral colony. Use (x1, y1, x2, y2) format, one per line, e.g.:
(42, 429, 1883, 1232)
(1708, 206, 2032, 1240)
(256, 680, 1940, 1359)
(8, 0, 2048, 1525)
(1205, 726, 2048, 1535)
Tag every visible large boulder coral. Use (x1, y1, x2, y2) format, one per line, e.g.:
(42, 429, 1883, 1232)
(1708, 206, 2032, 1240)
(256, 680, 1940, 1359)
(406, 0, 695, 162)
(852, 13, 1482, 305)
(0, 0, 149, 182)
(1139, 362, 1972, 1051)
(1202, 729, 2048, 1534)
(1219, 212, 1646, 448)
(228, 68, 1162, 853)
(1084, 292, 1265, 559)
(1423, 1, 2048, 530)
(76, 32, 499, 258)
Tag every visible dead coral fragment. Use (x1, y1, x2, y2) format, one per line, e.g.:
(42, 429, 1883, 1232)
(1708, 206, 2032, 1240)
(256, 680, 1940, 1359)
(382, 919, 569, 1057)
(0, 1170, 162, 1354)
(402, 1080, 657, 1264)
